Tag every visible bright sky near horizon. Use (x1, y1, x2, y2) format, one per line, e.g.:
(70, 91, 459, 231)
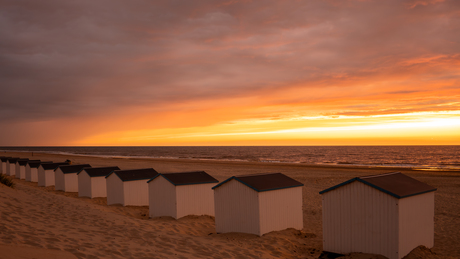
(0, 0, 459, 146)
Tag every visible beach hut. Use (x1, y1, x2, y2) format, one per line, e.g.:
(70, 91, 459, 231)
(0, 157, 12, 174)
(15, 158, 30, 179)
(105, 168, 158, 206)
(55, 164, 92, 192)
(213, 173, 304, 236)
(77, 166, 120, 198)
(319, 172, 437, 259)
(6, 158, 20, 176)
(148, 171, 219, 219)
(26, 161, 52, 182)
(38, 162, 70, 187)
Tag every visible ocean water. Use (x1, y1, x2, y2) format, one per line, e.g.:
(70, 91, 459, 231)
(1, 146, 459, 171)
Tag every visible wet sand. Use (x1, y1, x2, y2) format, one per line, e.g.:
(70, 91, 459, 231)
(0, 151, 459, 258)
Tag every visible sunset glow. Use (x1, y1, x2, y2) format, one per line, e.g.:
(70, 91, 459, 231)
(0, 0, 459, 146)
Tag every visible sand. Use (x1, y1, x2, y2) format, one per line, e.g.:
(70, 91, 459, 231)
(0, 151, 459, 259)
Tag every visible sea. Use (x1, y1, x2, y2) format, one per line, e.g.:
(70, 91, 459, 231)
(1, 146, 460, 171)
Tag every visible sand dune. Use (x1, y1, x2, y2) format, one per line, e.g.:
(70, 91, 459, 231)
(1, 151, 459, 258)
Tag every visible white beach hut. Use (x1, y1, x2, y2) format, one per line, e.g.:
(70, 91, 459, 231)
(55, 164, 92, 192)
(38, 162, 70, 187)
(26, 161, 52, 182)
(6, 158, 20, 176)
(106, 168, 158, 206)
(15, 159, 30, 179)
(320, 172, 437, 259)
(0, 157, 12, 174)
(78, 166, 120, 198)
(213, 173, 304, 236)
(148, 171, 219, 219)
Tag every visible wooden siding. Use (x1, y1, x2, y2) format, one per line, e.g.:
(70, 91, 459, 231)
(149, 176, 177, 218)
(64, 173, 79, 192)
(44, 169, 56, 187)
(8, 163, 15, 176)
(91, 177, 107, 198)
(16, 165, 26, 179)
(30, 168, 39, 182)
(15, 164, 20, 178)
(1, 162, 6, 174)
(78, 171, 92, 198)
(176, 183, 215, 218)
(106, 174, 124, 205)
(37, 166, 46, 186)
(258, 186, 303, 235)
(123, 180, 149, 206)
(214, 179, 260, 235)
(322, 181, 399, 259)
(55, 169, 66, 191)
(398, 192, 435, 258)
(25, 165, 32, 181)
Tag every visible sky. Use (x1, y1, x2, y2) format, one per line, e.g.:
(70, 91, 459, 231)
(0, 0, 459, 146)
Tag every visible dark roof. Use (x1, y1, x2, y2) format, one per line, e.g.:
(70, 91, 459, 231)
(79, 166, 120, 177)
(28, 161, 53, 168)
(1, 157, 12, 162)
(17, 159, 30, 166)
(319, 172, 437, 199)
(40, 162, 70, 170)
(7, 157, 20, 163)
(57, 164, 91, 174)
(106, 168, 159, 182)
(212, 173, 304, 192)
(148, 171, 219, 185)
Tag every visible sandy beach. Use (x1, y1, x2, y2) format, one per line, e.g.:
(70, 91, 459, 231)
(0, 151, 459, 258)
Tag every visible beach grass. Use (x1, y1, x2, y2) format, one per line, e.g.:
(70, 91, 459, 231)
(0, 174, 14, 188)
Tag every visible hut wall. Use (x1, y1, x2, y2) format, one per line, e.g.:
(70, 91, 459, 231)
(30, 168, 39, 182)
(64, 173, 79, 192)
(15, 163, 21, 178)
(37, 166, 46, 186)
(25, 165, 32, 181)
(214, 179, 260, 235)
(322, 181, 399, 259)
(78, 171, 92, 198)
(106, 175, 124, 205)
(91, 177, 107, 198)
(19, 166, 26, 179)
(398, 192, 435, 258)
(8, 163, 15, 176)
(55, 169, 66, 191)
(176, 183, 215, 218)
(44, 169, 56, 187)
(149, 176, 177, 218)
(123, 180, 149, 206)
(258, 186, 303, 235)
(1, 162, 6, 174)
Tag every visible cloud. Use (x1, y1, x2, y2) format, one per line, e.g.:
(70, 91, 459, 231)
(0, 0, 459, 144)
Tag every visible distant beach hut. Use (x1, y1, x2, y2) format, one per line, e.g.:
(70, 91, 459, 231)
(38, 162, 70, 187)
(78, 166, 120, 198)
(105, 168, 158, 206)
(213, 173, 304, 236)
(15, 158, 30, 179)
(320, 172, 437, 259)
(148, 171, 219, 219)
(6, 158, 20, 176)
(26, 161, 52, 182)
(0, 157, 12, 174)
(55, 164, 92, 192)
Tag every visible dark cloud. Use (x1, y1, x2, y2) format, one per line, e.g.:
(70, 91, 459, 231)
(0, 0, 459, 125)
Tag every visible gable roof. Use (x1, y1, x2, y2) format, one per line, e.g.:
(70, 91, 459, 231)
(28, 161, 53, 168)
(17, 159, 30, 166)
(79, 166, 120, 177)
(40, 162, 70, 170)
(212, 173, 304, 192)
(319, 172, 437, 199)
(57, 164, 92, 174)
(7, 157, 20, 163)
(106, 168, 158, 182)
(147, 171, 219, 185)
(0, 157, 12, 162)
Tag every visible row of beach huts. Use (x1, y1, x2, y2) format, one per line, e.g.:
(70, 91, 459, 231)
(0, 156, 437, 259)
